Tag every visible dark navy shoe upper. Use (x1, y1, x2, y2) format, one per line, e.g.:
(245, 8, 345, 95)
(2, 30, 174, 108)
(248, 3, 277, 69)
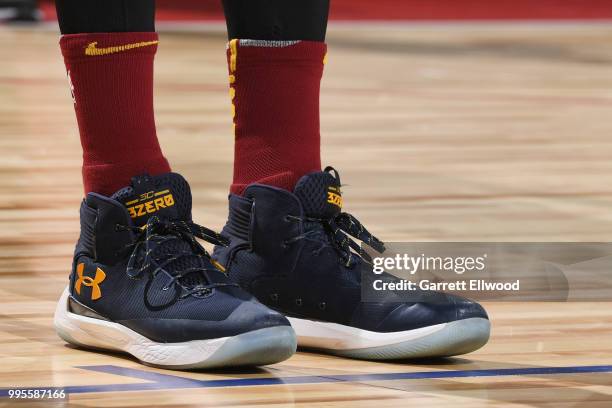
(214, 167, 488, 333)
(69, 172, 289, 343)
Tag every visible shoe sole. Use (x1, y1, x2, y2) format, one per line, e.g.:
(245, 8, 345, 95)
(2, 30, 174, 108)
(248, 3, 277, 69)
(54, 287, 297, 369)
(288, 316, 490, 360)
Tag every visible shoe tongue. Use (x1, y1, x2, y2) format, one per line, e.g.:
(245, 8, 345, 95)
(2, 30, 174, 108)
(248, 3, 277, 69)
(111, 172, 192, 227)
(294, 167, 343, 219)
(112, 172, 209, 289)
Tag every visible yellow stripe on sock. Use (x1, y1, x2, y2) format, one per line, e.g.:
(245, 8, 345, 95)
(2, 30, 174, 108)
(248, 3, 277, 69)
(228, 40, 239, 129)
(229, 39, 238, 73)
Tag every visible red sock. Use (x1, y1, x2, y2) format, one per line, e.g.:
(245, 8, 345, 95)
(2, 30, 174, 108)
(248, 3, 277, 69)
(227, 40, 326, 195)
(60, 32, 170, 196)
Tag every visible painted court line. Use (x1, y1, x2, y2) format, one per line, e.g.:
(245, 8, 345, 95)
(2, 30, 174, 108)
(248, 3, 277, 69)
(0, 364, 611, 396)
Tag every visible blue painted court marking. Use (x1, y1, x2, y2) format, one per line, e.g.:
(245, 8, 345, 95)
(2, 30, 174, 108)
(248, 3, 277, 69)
(0, 365, 611, 396)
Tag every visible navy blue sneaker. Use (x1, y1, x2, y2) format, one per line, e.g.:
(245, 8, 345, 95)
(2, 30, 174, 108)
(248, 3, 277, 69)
(214, 167, 490, 360)
(54, 173, 296, 369)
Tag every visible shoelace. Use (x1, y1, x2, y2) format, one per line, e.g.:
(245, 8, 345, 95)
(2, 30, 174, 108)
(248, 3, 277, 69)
(116, 216, 238, 301)
(285, 211, 385, 267)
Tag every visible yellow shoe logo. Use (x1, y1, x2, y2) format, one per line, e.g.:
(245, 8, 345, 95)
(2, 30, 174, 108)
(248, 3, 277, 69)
(327, 186, 343, 209)
(85, 40, 159, 56)
(75, 263, 106, 300)
(125, 189, 175, 219)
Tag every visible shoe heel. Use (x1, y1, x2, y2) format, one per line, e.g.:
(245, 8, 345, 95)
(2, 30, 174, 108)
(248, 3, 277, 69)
(53, 286, 120, 351)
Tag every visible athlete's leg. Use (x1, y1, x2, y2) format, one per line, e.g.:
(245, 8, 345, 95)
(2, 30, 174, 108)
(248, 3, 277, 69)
(221, 0, 329, 194)
(221, 0, 329, 41)
(215, 1, 491, 360)
(53, 1, 296, 369)
(56, 0, 169, 195)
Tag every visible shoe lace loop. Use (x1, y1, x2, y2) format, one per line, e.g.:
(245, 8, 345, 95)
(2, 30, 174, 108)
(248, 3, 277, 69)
(116, 216, 237, 298)
(285, 212, 385, 268)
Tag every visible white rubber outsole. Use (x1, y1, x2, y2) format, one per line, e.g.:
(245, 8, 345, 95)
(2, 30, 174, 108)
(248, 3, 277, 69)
(288, 316, 490, 360)
(54, 287, 297, 369)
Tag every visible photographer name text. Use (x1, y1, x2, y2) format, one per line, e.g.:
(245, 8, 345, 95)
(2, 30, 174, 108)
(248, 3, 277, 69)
(373, 279, 520, 292)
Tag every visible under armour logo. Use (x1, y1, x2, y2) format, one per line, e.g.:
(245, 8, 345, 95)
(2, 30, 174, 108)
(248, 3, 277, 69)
(75, 263, 106, 300)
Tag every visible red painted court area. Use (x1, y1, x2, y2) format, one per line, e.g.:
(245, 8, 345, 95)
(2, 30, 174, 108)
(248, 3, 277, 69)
(39, 0, 612, 22)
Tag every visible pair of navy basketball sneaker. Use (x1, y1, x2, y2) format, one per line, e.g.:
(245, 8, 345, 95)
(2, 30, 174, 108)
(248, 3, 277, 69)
(54, 169, 490, 369)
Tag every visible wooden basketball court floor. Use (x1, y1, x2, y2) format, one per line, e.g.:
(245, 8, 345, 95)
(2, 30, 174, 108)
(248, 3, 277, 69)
(1, 22, 612, 407)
